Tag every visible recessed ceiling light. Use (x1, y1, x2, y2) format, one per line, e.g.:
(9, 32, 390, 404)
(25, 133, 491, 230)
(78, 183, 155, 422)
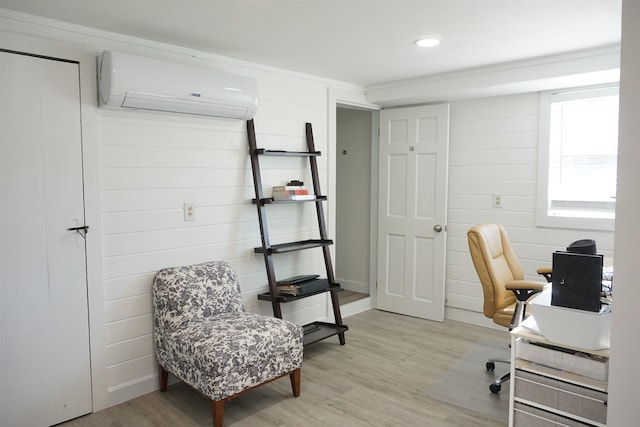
(414, 38, 441, 48)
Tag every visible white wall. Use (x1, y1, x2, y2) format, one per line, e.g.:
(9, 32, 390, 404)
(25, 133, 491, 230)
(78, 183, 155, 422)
(0, 9, 362, 410)
(445, 93, 614, 326)
(606, 0, 640, 424)
(98, 69, 346, 406)
(99, 100, 331, 405)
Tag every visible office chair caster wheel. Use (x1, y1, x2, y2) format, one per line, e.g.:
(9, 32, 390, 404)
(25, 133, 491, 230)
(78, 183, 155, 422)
(490, 383, 501, 393)
(486, 361, 495, 371)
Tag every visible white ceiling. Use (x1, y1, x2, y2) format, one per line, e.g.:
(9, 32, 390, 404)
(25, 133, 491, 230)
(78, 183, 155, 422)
(0, 0, 622, 87)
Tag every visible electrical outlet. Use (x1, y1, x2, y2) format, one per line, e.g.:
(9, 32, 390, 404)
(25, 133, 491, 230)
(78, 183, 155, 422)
(493, 194, 503, 209)
(184, 203, 195, 221)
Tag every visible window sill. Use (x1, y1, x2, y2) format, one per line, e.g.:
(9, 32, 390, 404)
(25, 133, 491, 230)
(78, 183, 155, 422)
(535, 213, 615, 232)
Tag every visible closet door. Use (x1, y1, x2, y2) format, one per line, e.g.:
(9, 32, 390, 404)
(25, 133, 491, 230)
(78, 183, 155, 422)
(0, 50, 92, 426)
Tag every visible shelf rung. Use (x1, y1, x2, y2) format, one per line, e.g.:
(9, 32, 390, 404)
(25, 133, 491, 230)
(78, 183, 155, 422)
(257, 282, 341, 302)
(255, 148, 320, 157)
(302, 322, 349, 346)
(252, 196, 327, 205)
(254, 239, 333, 254)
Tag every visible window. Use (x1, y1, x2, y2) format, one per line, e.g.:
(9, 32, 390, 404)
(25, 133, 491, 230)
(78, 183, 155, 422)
(537, 85, 619, 231)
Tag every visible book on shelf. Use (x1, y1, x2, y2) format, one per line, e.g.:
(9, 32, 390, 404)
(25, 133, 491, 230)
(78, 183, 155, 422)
(276, 278, 329, 296)
(276, 285, 302, 296)
(272, 185, 309, 194)
(273, 193, 315, 201)
(272, 187, 311, 200)
(277, 274, 319, 285)
(272, 181, 313, 200)
(273, 189, 309, 196)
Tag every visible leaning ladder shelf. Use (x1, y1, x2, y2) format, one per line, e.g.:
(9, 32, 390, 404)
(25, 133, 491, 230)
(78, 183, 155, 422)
(247, 119, 347, 346)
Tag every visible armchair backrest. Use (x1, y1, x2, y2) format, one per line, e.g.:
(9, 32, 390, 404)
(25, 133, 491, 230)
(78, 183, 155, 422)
(467, 223, 524, 319)
(153, 261, 245, 330)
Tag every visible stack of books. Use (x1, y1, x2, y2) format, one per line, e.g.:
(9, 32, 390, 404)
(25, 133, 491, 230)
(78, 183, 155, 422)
(276, 274, 328, 296)
(272, 184, 314, 201)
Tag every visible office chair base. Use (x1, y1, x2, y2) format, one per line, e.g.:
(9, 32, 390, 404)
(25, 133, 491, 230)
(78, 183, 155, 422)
(485, 358, 509, 372)
(489, 371, 510, 394)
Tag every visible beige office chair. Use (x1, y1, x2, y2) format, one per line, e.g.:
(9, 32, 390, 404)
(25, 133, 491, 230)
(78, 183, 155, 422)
(467, 223, 546, 393)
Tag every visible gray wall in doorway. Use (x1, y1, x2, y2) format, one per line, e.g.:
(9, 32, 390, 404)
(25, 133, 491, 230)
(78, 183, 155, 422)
(336, 108, 372, 294)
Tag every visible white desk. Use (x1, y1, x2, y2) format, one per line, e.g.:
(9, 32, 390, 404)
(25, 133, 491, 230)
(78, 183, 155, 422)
(509, 320, 609, 427)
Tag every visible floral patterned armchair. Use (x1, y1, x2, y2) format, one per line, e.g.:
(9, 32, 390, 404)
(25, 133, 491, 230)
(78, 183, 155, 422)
(153, 261, 303, 427)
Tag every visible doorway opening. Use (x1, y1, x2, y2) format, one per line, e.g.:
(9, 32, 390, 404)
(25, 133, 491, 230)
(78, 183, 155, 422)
(335, 106, 376, 306)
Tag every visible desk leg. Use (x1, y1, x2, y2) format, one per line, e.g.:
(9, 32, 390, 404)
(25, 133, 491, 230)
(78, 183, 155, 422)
(508, 335, 517, 427)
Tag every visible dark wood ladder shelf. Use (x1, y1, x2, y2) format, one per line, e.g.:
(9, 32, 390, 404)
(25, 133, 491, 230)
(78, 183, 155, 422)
(247, 119, 347, 346)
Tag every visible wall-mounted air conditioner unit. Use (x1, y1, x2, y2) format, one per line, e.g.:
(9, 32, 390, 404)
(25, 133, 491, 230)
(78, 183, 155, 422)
(97, 51, 258, 120)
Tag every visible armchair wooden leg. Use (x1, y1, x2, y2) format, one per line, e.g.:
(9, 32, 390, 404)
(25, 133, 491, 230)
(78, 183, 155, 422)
(290, 368, 301, 397)
(211, 400, 225, 427)
(158, 365, 168, 392)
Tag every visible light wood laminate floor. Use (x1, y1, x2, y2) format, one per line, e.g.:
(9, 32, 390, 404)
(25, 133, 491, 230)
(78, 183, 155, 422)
(338, 289, 368, 305)
(61, 309, 507, 427)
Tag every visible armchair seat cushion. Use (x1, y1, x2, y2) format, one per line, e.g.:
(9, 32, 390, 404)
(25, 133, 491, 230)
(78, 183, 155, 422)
(159, 311, 303, 401)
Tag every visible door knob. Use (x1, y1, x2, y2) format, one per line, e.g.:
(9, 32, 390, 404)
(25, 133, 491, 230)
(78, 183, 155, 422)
(433, 224, 443, 232)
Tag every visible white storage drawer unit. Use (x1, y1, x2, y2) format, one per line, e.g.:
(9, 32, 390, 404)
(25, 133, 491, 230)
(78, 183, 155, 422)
(514, 369, 607, 425)
(514, 402, 594, 427)
(510, 325, 609, 427)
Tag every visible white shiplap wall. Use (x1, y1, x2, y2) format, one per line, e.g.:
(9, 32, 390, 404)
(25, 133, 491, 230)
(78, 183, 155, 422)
(445, 93, 615, 326)
(99, 77, 344, 403)
(0, 8, 363, 409)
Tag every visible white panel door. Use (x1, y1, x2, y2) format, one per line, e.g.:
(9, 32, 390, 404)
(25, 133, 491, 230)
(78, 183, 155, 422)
(0, 51, 92, 426)
(377, 104, 449, 321)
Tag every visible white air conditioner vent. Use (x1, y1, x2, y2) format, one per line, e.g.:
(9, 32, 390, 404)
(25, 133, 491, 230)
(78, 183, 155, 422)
(97, 51, 258, 120)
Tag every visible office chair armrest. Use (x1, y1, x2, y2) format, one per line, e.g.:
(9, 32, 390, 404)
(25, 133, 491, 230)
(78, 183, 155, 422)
(536, 266, 552, 282)
(505, 280, 545, 292)
(505, 280, 546, 302)
(505, 280, 546, 330)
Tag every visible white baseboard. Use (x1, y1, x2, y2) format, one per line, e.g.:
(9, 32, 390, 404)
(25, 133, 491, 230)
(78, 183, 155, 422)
(107, 374, 159, 408)
(341, 296, 373, 318)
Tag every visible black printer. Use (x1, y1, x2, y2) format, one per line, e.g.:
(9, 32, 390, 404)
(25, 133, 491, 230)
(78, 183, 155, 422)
(551, 239, 603, 312)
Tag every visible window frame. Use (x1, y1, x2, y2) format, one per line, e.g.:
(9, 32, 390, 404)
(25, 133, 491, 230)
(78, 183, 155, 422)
(536, 84, 619, 231)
